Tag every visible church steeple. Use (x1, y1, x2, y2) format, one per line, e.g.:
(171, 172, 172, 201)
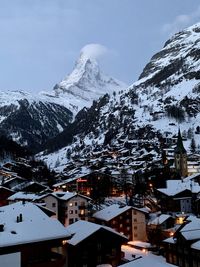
(174, 129, 187, 178)
(174, 128, 186, 154)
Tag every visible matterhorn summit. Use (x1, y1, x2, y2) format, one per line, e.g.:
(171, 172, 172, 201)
(51, 44, 127, 113)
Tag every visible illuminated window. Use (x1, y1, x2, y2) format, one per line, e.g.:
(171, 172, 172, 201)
(80, 209, 85, 215)
(69, 210, 73, 214)
(69, 203, 73, 207)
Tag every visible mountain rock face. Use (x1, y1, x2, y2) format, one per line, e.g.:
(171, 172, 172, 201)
(50, 51, 127, 113)
(0, 91, 73, 151)
(40, 23, 200, 171)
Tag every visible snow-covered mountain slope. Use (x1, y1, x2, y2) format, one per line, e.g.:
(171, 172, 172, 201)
(0, 90, 72, 151)
(39, 22, 200, 171)
(44, 49, 127, 114)
(0, 46, 126, 151)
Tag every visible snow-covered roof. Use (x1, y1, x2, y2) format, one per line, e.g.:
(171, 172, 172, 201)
(40, 191, 91, 202)
(93, 204, 132, 221)
(0, 202, 71, 248)
(148, 214, 172, 225)
(183, 173, 200, 182)
(118, 253, 174, 266)
(157, 179, 200, 196)
(191, 240, 200, 250)
(66, 220, 127, 246)
(128, 241, 153, 248)
(8, 191, 41, 201)
(178, 216, 200, 241)
(163, 237, 176, 244)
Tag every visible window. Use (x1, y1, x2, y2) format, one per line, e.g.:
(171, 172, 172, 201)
(69, 202, 73, 207)
(75, 210, 78, 214)
(120, 224, 123, 228)
(134, 218, 137, 222)
(111, 248, 116, 256)
(133, 210, 137, 215)
(69, 210, 73, 214)
(97, 256, 102, 264)
(134, 226, 137, 230)
(52, 203, 56, 207)
(80, 209, 85, 215)
(75, 202, 77, 206)
(69, 218, 74, 224)
(80, 201, 85, 206)
(97, 243, 101, 250)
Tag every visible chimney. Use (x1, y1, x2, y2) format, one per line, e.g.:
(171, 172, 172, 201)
(16, 213, 23, 223)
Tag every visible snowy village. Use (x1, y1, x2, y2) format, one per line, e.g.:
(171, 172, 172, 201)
(1, 1, 200, 267)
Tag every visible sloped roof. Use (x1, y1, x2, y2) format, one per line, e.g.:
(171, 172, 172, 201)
(66, 220, 127, 246)
(157, 179, 200, 196)
(0, 202, 71, 248)
(148, 214, 172, 225)
(93, 204, 132, 221)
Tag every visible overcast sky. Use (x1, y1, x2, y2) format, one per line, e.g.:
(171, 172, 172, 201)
(1, 0, 200, 93)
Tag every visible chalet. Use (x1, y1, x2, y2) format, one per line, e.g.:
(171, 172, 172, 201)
(92, 204, 148, 241)
(164, 215, 200, 266)
(147, 214, 175, 245)
(156, 179, 200, 214)
(2, 176, 26, 190)
(38, 191, 91, 226)
(65, 220, 128, 267)
(0, 202, 71, 267)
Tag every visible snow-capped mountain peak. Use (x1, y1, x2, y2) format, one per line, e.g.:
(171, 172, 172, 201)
(52, 46, 127, 112)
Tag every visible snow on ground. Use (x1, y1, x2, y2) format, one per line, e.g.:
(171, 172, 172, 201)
(119, 245, 175, 266)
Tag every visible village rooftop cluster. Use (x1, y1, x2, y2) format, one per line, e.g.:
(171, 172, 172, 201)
(1, 130, 200, 266)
